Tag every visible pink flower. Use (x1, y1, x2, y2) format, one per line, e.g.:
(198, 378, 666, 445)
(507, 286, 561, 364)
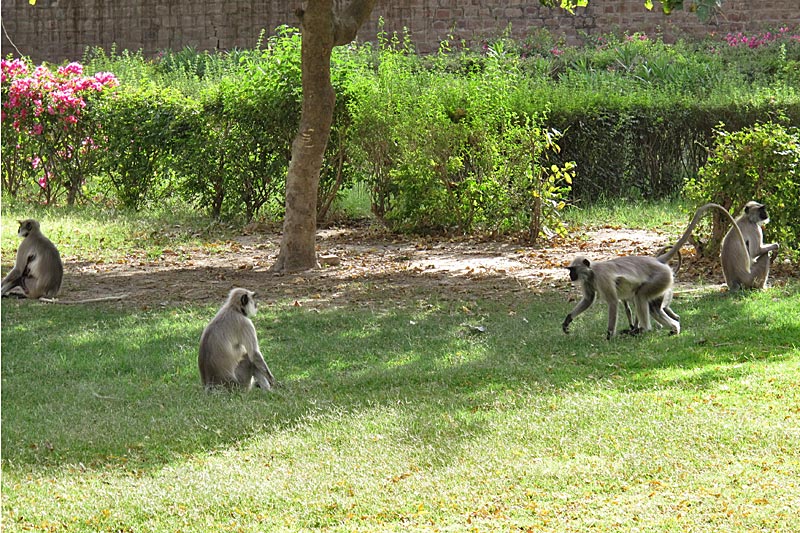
(57, 62, 83, 77)
(93, 71, 118, 88)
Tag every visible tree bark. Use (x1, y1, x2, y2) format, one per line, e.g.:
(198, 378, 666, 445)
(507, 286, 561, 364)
(270, 0, 375, 273)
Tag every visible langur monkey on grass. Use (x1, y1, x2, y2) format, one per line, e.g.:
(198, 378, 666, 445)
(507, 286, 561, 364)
(562, 255, 679, 339)
(1, 219, 63, 299)
(653, 200, 777, 291)
(720, 201, 778, 291)
(199, 288, 276, 392)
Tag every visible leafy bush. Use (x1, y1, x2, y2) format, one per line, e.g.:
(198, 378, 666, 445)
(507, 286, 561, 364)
(684, 121, 800, 257)
(344, 31, 574, 237)
(93, 84, 195, 209)
(178, 27, 301, 220)
(6, 25, 800, 234)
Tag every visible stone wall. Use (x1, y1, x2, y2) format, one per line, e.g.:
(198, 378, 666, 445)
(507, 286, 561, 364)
(2, 0, 799, 63)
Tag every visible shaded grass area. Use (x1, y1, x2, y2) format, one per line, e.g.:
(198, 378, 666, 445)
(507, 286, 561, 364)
(2, 284, 799, 532)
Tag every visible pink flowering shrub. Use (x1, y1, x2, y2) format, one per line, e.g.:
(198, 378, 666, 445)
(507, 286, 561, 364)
(1, 57, 118, 204)
(724, 27, 799, 49)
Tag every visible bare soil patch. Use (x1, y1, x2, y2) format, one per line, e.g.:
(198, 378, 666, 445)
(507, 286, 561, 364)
(49, 224, 780, 311)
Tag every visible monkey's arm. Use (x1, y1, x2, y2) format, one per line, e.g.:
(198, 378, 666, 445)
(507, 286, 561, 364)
(605, 297, 619, 340)
(250, 350, 276, 388)
(755, 242, 779, 257)
(562, 290, 596, 334)
(0, 253, 30, 294)
(244, 322, 276, 388)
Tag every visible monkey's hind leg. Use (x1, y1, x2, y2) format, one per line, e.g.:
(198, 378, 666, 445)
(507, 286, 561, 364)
(1, 288, 27, 298)
(748, 252, 772, 289)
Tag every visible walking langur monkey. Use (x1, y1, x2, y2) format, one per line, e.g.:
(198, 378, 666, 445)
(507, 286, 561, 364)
(562, 256, 679, 339)
(721, 201, 778, 290)
(199, 288, 276, 392)
(1, 219, 63, 299)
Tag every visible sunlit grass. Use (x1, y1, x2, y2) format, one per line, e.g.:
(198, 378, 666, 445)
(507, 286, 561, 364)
(2, 282, 799, 531)
(2, 205, 799, 531)
(1, 202, 241, 263)
(563, 197, 691, 232)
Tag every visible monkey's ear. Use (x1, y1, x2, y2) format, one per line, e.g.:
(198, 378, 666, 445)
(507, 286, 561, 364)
(240, 293, 249, 307)
(582, 258, 590, 267)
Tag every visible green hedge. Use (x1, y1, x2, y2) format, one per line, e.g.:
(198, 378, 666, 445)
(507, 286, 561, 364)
(3, 26, 799, 243)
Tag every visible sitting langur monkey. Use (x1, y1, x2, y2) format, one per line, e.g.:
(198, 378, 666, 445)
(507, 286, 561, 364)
(199, 288, 276, 392)
(721, 201, 778, 290)
(562, 255, 679, 339)
(1, 219, 63, 299)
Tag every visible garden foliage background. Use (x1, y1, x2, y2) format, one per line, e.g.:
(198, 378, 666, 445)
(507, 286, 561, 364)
(2, 25, 799, 250)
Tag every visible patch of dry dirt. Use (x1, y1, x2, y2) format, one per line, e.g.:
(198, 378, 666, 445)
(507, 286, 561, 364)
(47, 225, 769, 311)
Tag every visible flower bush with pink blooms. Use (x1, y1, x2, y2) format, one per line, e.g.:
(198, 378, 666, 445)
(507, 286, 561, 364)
(724, 27, 800, 49)
(1, 58, 118, 204)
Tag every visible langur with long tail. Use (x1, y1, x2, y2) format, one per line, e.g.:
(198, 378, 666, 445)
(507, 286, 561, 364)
(720, 201, 778, 290)
(562, 255, 679, 339)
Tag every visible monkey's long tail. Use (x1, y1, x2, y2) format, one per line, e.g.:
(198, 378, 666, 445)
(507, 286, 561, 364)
(39, 294, 129, 304)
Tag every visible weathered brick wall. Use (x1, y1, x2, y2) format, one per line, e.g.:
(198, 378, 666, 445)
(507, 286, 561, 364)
(2, 0, 799, 63)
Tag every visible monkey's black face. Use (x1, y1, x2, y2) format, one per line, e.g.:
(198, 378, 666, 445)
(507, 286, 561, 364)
(17, 220, 33, 237)
(567, 267, 578, 281)
(745, 204, 769, 224)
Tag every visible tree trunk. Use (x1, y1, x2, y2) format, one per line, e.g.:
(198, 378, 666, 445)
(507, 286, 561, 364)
(270, 0, 376, 273)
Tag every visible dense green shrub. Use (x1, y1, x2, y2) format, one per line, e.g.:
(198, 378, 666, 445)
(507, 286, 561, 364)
(5, 25, 799, 234)
(684, 121, 800, 257)
(343, 31, 574, 237)
(93, 85, 195, 209)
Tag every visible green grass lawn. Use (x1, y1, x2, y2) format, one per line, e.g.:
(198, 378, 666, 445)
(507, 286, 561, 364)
(2, 204, 799, 532)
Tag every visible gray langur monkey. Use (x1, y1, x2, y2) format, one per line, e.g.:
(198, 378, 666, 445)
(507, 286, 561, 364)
(721, 201, 778, 291)
(1, 219, 63, 299)
(562, 255, 679, 339)
(199, 288, 276, 392)
(653, 200, 775, 291)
